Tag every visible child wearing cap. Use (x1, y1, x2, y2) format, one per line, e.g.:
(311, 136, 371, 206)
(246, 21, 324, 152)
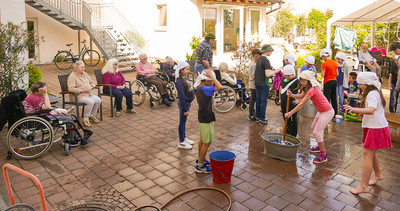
(343, 72, 391, 195)
(336, 52, 351, 112)
(175, 61, 195, 150)
(300, 55, 318, 78)
(285, 71, 334, 164)
(194, 69, 223, 173)
(321, 48, 339, 115)
(279, 65, 299, 137)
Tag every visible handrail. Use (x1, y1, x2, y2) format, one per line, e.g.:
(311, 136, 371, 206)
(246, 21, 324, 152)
(3, 163, 48, 211)
(39, 0, 83, 23)
(89, 3, 149, 55)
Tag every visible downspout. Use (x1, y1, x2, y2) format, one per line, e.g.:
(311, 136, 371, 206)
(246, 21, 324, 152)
(266, 3, 282, 16)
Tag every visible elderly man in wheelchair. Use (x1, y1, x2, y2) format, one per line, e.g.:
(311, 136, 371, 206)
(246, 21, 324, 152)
(135, 53, 174, 107)
(1, 82, 92, 159)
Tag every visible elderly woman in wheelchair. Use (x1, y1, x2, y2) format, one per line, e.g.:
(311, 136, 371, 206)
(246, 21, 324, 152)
(134, 53, 174, 107)
(4, 82, 92, 159)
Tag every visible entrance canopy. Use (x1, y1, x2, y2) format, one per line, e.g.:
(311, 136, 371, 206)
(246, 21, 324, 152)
(327, 0, 400, 48)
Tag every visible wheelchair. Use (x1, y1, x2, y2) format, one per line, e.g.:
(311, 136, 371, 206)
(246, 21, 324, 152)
(2, 92, 92, 159)
(213, 70, 251, 113)
(131, 75, 161, 108)
(155, 60, 178, 99)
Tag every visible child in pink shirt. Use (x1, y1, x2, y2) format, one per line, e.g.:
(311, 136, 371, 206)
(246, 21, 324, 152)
(285, 71, 334, 163)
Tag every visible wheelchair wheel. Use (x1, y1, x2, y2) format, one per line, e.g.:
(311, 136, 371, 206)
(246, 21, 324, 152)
(149, 85, 161, 101)
(168, 81, 177, 99)
(213, 86, 237, 113)
(7, 116, 54, 159)
(131, 80, 146, 106)
(240, 103, 248, 111)
(149, 100, 155, 109)
(268, 87, 276, 99)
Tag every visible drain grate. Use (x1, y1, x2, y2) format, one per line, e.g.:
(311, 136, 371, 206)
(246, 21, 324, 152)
(56, 188, 135, 211)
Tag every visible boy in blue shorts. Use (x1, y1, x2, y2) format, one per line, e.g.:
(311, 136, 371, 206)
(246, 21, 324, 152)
(194, 69, 223, 173)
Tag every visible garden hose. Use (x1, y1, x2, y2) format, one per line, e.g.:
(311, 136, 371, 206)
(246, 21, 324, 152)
(133, 186, 232, 211)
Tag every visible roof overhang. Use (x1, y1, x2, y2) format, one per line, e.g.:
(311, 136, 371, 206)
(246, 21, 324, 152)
(203, 0, 284, 7)
(332, 0, 400, 25)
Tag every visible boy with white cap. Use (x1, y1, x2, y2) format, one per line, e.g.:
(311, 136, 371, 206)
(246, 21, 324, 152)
(279, 65, 299, 137)
(285, 71, 334, 163)
(300, 55, 318, 78)
(321, 48, 339, 115)
(194, 69, 223, 173)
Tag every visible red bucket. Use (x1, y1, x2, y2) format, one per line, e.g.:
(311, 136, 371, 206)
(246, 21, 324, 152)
(209, 150, 236, 184)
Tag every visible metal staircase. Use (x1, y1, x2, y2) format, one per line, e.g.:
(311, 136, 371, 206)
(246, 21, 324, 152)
(25, 0, 148, 71)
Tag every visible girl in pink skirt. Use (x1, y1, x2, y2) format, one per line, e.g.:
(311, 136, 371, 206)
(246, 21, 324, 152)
(285, 71, 334, 164)
(343, 72, 392, 195)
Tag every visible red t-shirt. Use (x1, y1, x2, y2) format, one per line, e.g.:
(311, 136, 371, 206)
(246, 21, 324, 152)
(22, 93, 57, 115)
(306, 87, 332, 112)
(321, 59, 337, 84)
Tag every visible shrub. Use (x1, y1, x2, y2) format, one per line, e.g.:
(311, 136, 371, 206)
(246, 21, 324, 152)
(0, 22, 38, 97)
(28, 63, 42, 88)
(186, 36, 202, 61)
(305, 44, 318, 51)
(296, 55, 306, 67)
(231, 41, 262, 86)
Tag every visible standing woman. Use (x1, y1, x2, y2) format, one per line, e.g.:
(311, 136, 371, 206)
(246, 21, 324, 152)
(68, 61, 102, 127)
(175, 61, 195, 149)
(102, 59, 136, 117)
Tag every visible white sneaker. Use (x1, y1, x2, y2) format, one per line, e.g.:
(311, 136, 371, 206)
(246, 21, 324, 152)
(177, 142, 192, 149)
(184, 137, 194, 145)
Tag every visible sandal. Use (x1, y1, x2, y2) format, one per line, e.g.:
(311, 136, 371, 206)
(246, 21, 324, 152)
(309, 146, 320, 153)
(313, 155, 327, 163)
(115, 111, 121, 117)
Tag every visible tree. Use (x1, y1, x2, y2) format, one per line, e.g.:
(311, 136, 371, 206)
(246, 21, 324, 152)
(0, 22, 38, 97)
(296, 14, 307, 36)
(272, 8, 296, 37)
(307, 9, 331, 49)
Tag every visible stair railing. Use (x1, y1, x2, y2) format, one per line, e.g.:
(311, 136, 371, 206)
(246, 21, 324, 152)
(89, 3, 149, 55)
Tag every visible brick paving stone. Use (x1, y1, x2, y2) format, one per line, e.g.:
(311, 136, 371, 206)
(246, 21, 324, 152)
(281, 191, 306, 205)
(271, 176, 292, 188)
(335, 192, 359, 207)
(282, 204, 307, 211)
(298, 199, 325, 211)
(230, 201, 250, 211)
(303, 189, 327, 203)
(317, 185, 341, 198)
(266, 184, 288, 196)
(121, 187, 145, 201)
(235, 181, 258, 194)
(265, 195, 290, 210)
(321, 197, 346, 210)
(242, 197, 268, 210)
(113, 181, 135, 193)
(376, 198, 400, 210)
(164, 182, 187, 194)
(142, 183, 167, 198)
(286, 183, 308, 195)
(229, 189, 252, 203)
(186, 195, 210, 210)
(135, 179, 157, 190)
(342, 205, 361, 211)
(250, 188, 273, 202)
(208, 193, 230, 208)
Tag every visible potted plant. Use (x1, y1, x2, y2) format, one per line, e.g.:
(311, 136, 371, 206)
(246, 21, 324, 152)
(0, 22, 38, 98)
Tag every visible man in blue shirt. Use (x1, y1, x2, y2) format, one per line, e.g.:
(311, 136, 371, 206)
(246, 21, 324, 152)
(195, 33, 215, 74)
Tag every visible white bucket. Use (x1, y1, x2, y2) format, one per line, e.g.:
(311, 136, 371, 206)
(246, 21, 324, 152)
(335, 115, 343, 123)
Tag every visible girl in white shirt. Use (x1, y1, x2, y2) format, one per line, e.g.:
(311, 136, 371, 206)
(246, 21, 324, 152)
(343, 72, 392, 195)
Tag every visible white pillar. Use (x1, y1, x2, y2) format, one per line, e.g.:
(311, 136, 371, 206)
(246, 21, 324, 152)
(371, 21, 375, 48)
(326, 19, 333, 48)
(239, 7, 244, 46)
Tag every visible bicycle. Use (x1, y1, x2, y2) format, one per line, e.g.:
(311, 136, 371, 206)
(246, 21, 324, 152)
(54, 39, 100, 70)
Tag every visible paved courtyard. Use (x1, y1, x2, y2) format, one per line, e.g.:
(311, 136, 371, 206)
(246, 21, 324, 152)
(0, 64, 400, 210)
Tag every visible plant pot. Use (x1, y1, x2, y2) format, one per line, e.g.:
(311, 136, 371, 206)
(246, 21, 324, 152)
(261, 132, 301, 162)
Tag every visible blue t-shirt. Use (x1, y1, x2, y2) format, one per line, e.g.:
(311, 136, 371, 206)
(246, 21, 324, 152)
(300, 65, 318, 78)
(202, 86, 215, 96)
(345, 81, 359, 94)
(337, 66, 344, 85)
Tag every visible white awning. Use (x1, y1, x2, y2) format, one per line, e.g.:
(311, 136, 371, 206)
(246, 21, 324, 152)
(332, 0, 400, 25)
(327, 0, 400, 48)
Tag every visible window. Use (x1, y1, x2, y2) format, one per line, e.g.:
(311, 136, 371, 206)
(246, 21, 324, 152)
(157, 4, 167, 27)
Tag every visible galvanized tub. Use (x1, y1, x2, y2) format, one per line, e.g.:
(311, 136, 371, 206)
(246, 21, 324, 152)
(261, 133, 301, 161)
(300, 100, 318, 118)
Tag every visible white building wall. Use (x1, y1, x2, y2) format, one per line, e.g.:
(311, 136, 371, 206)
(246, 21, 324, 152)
(25, 4, 100, 64)
(113, 0, 201, 61)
